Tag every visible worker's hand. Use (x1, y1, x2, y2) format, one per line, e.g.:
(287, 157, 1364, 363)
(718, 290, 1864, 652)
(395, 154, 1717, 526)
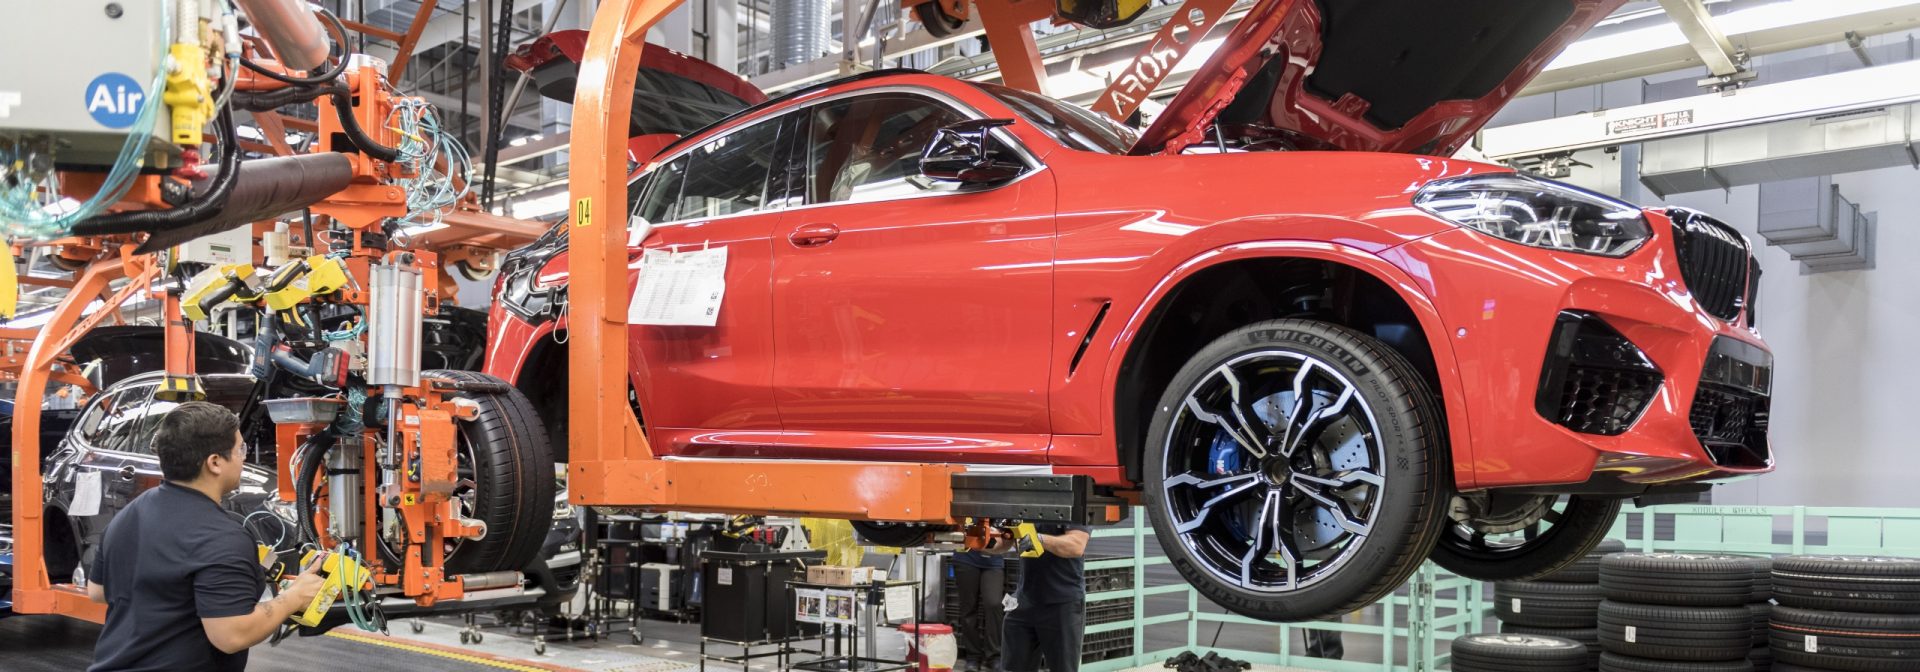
(281, 554, 327, 609)
(982, 532, 1014, 555)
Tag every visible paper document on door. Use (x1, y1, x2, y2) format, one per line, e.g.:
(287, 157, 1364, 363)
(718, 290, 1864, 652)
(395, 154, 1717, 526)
(71, 470, 102, 517)
(629, 246, 727, 326)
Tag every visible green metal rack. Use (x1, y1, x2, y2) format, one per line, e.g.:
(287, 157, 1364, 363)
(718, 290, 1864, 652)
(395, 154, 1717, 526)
(1076, 504, 1920, 672)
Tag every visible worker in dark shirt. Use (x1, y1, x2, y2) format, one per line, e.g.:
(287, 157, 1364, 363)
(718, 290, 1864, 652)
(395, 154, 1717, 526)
(986, 522, 1092, 672)
(949, 548, 1005, 670)
(87, 402, 324, 672)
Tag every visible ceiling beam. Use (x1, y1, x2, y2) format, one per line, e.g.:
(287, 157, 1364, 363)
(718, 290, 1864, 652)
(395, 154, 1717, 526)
(1523, 0, 1920, 95)
(1655, 0, 1740, 76)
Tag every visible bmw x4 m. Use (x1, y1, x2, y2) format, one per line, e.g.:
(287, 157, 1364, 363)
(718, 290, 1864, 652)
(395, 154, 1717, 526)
(487, 0, 1773, 620)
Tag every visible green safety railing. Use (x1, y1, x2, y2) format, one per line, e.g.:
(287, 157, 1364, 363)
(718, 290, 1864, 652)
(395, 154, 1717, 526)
(1077, 504, 1920, 672)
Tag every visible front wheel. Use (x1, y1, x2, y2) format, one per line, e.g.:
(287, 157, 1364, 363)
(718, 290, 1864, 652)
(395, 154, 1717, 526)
(1429, 494, 1622, 582)
(1143, 320, 1449, 621)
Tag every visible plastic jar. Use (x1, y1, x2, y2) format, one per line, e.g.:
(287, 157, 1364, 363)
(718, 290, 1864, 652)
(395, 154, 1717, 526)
(898, 622, 957, 672)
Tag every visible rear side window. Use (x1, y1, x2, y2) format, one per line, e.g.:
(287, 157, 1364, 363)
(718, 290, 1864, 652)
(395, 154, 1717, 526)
(82, 384, 165, 454)
(800, 94, 967, 204)
(632, 117, 785, 224)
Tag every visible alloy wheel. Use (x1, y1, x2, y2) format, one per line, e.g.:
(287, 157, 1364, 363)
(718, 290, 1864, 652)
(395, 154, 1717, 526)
(1160, 350, 1388, 593)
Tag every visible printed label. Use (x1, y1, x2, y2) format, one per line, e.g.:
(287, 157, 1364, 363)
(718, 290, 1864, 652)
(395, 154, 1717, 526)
(85, 73, 145, 129)
(1511, 598, 1521, 613)
(1625, 625, 1637, 643)
(717, 567, 733, 586)
(1806, 635, 1818, 653)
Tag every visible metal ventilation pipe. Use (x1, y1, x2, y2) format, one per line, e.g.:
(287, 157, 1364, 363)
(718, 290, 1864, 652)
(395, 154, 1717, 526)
(773, 0, 832, 67)
(235, 0, 330, 71)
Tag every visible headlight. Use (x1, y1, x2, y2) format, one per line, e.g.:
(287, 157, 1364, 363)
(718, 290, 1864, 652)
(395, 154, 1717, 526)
(1414, 174, 1651, 257)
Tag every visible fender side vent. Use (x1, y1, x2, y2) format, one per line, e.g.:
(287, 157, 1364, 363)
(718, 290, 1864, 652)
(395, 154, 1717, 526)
(1067, 302, 1111, 378)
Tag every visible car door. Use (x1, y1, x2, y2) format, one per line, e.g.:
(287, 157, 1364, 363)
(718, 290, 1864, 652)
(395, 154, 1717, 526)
(626, 112, 792, 449)
(766, 89, 1057, 462)
(50, 381, 169, 575)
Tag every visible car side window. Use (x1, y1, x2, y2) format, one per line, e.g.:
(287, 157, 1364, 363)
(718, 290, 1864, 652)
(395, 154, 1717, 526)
(632, 116, 786, 225)
(76, 388, 125, 447)
(89, 384, 163, 454)
(800, 94, 970, 205)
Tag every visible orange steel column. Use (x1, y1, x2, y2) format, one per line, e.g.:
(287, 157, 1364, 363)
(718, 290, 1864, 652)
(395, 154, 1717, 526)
(10, 257, 126, 621)
(976, 0, 1053, 94)
(565, 0, 679, 492)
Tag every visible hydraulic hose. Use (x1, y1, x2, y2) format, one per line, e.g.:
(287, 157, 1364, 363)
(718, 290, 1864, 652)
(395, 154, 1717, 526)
(327, 84, 400, 162)
(227, 80, 399, 162)
(71, 107, 242, 236)
(239, 7, 351, 86)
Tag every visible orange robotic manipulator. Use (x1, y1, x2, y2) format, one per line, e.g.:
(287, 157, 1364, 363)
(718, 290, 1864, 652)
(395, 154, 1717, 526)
(7, 32, 547, 621)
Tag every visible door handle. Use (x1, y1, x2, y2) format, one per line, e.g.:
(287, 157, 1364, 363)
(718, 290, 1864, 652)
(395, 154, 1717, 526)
(788, 223, 840, 248)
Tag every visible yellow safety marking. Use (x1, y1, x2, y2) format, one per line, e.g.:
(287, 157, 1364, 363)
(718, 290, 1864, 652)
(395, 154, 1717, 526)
(575, 198, 593, 227)
(323, 630, 580, 672)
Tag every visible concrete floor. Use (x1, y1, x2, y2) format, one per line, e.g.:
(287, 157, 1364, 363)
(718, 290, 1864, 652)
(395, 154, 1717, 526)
(0, 534, 1471, 670)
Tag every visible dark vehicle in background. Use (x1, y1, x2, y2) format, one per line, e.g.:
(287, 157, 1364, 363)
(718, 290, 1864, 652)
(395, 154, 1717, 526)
(39, 372, 283, 585)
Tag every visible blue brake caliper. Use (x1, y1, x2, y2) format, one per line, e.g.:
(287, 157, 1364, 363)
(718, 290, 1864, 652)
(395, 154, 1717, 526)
(1208, 430, 1241, 477)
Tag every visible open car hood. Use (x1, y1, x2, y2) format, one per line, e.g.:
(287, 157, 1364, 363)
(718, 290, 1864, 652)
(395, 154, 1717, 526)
(1131, 0, 1625, 156)
(506, 29, 766, 146)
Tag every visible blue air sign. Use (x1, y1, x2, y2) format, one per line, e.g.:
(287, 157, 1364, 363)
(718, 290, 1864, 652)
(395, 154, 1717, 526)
(85, 73, 145, 129)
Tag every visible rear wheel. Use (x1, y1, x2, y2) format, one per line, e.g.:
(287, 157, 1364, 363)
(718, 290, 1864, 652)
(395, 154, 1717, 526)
(1430, 493, 1622, 581)
(911, 1, 965, 37)
(295, 372, 554, 575)
(1143, 320, 1448, 621)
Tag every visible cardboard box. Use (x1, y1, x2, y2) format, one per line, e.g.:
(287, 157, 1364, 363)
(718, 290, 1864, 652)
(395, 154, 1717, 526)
(807, 565, 882, 586)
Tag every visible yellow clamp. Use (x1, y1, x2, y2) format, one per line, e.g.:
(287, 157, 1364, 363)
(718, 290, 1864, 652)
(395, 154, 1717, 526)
(1013, 522, 1044, 558)
(264, 256, 349, 313)
(288, 550, 372, 628)
(182, 263, 258, 321)
(162, 43, 214, 146)
(153, 374, 205, 402)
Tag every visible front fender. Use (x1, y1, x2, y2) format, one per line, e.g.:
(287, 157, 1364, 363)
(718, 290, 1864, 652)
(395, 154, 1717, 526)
(1100, 234, 1478, 489)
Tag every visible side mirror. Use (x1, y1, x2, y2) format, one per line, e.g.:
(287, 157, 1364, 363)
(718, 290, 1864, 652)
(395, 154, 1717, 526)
(919, 118, 1025, 185)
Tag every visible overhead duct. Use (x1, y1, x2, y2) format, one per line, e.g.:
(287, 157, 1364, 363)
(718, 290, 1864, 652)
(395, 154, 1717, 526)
(1755, 175, 1877, 274)
(1639, 103, 1920, 197)
(774, 0, 833, 67)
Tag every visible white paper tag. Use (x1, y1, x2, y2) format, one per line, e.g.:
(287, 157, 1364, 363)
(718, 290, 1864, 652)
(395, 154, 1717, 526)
(1003, 593, 1019, 612)
(883, 585, 914, 621)
(717, 566, 733, 586)
(1511, 598, 1521, 613)
(70, 471, 103, 517)
(1806, 635, 1818, 653)
(1624, 625, 1637, 643)
(628, 246, 727, 326)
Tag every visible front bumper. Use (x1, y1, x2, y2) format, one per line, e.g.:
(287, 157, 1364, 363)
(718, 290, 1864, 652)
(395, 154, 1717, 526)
(1395, 208, 1774, 490)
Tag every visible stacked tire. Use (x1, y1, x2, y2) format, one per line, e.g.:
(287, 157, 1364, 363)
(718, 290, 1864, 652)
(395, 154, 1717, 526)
(1498, 539, 1626, 670)
(1454, 633, 1592, 672)
(1596, 553, 1774, 672)
(1768, 556, 1920, 672)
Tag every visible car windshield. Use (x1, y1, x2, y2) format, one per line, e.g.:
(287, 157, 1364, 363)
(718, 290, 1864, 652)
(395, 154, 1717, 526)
(975, 82, 1138, 155)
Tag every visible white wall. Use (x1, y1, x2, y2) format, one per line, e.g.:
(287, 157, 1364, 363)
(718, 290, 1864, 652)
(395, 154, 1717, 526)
(1658, 169, 1917, 507)
(1483, 31, 1920, 507)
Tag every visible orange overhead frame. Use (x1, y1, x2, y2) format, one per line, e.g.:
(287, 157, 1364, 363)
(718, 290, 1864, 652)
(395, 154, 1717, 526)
(975, 0, 1056, 94)
(8, 254, 143, 623)
(564, 0, 961, 522)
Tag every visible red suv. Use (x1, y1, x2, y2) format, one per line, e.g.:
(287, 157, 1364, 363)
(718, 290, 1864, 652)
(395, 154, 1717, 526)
(488, 0, 1773, 620)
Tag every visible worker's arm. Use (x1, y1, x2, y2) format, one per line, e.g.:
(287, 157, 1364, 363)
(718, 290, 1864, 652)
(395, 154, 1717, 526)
(1038, 529, 1090, 558)
(200, 550, 325, 654)
(87, 581, 106, 604)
